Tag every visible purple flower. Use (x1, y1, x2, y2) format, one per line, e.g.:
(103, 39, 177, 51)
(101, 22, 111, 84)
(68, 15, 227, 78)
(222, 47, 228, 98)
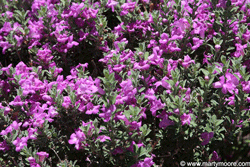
(170, 18, 189, 41)
(168, 41, 181, 52)
(112, 147, 124, 155)
(181, 55, 195, 68)
(191, 37, 203, 50)
(0, 125, 13, 136)
(37, 151, 49, 162)
(47, 106, 58, 118)
(42, 94, 53, 102)
(2, 11, 13, 18)
(131, 157, 155, 167)
(0, 41, 12, 54)
(159, 115, 175, 129)
(1, 64, 12, 75)
(119, 79, 137, 102)
(82, 8, 99, 19)
(1, 22, 12, 33)
(86, 103, 100, 114)
(70, 2, 85, 18)
(242, 81, 250, 93)
(11, 121, 22, 130)
(127, 141, 144, 152)
(37, 48, 53, 64)
(234, 43, 247, 58)
(155, 76, 171, 89)
(57, 34, 68, 43)
(150, 99, 165, 116)
(180, 113, 191, 125)
(96, 135, 111, 142)
(210, 151, 221, 161)
(113, 64, 126, 72)
(192, 21, 207, 38)
(201, 132, 214, 145)
(215, 44, 221, 52)
(213, 72, 239, 94)
(159, 33, 169, 46)
(144, 89, 157, 101)
(0, 140, 10, 152)
(15, 61, 30, 76)
(217, 0, 226, 8)
(28, 157, 41, 167)
(68, 130, 86, 150)
(148, 47, 164, 67)
(114, 22, 124, 32)
(13, 137, 28, 152)
(9, 96, 24, 106)
(99, 105, 116, 122)
(62, 96, 72, 109)
(28, 128, 37, 140)
(120, 1, 136, 16)
(107, 0, 118, 12)
(33, 112, 47, 128)
(127, 121, 142, 131)
(67, 35, 79, 49)
(147, 39, 157, 48)
(14, 35, 23, 47)
(225, 95, 235, 106)
(28, 19, 44, 39)
(134, 60, 150, 70)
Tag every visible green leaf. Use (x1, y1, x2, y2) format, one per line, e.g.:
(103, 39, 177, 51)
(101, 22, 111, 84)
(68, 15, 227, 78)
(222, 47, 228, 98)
(220, 55, 226, 65)
(211, 114, 217, 123)
(211, 99, 219, 105)
(215, 119, 224, 126)
(205, 124, 212, 132)
(138, 87, 145, 93)
(208, 76, 215, 87)
(144, 52, 149, 60)
(169, 115, 179, 122)
(109, 92, 117, 105)
(124, 110, 130, 120)
(200, 69, 209, 76)
(198, 77, 205, 87)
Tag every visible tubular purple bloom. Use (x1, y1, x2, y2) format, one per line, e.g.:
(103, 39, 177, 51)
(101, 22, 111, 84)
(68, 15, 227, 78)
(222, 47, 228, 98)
(67, 35, 79, 49)
(99, 105, 116, 122)
(37, 151, 49, 162)
(68, 130, 86, 150)
(192, 37, 203, 50)
(9, 96, 24, 106)
(107, 0, 118, 12)
(210, 151, 221, 161)
(0, 140, 10, 152)
(1, 22, 12, 33)
(0, 41, 12, 54)
(215, 44, 221, 51)
(96, 135, 111, 142)
(159, 115, 175, 129)
(180, 113, 191, 125)
(201, 132, 214, 145)
(13, 137, 28, 152)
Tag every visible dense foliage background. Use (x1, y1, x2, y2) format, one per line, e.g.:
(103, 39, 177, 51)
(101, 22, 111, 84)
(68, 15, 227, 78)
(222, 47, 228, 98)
(0, 0, 250, 166)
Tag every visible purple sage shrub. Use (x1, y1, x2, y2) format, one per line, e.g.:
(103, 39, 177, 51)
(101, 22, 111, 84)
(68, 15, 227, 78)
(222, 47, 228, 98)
(0, 0, 250, 166)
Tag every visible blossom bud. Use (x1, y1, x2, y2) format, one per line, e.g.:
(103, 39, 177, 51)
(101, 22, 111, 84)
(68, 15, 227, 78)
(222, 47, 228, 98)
(215, 45, 221, 52)
(205, 76, 209, 81)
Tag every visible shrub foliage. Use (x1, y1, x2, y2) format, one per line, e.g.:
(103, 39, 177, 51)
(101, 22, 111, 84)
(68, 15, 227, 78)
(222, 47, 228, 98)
(0, 0, 250, 166)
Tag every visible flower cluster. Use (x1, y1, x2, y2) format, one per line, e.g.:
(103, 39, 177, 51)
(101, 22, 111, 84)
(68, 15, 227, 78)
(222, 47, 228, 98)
(0, 0, 250, 166)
